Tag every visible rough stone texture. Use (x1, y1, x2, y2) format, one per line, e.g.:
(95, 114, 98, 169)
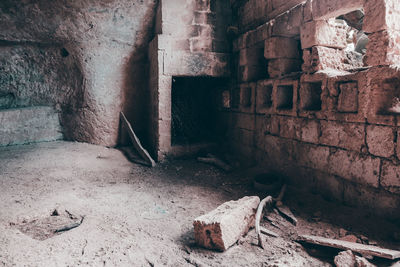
(312, 0, 365, 21)
(0, 106, 63, 146)
(338, 82, 359, 113)
(268, 59, 302, 78)
(334, 250, 356, 267)
(366, 125, 395, 158)
(0, 46, 81, 110)
(320, 121, 365, 152)
(328, 149, 380, 188)
(363, 0, 400, 33)
(300, 20, 347, 49)
(0, 0, 159, 147)
(365, 30, 400, 66)
(264, 37, 300, 59)
(193, 196, 260, 251)
(381, 161, 400, 194)
(303, 46, 362, 73)
(301, 119, 320, 144)
(229, 0, 400, 219)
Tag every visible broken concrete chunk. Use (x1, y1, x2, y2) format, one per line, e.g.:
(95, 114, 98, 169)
(300, 20, 347, 50)
(334, 250, 356, 267)
(334, 250, 377, 267)
(193, 196, 260, 251)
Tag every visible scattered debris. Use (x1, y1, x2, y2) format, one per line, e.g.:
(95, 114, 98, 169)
(51, 209, 59, 216)
(259, 226, 279, 238)
(15, 209, 85, 240)
(54, 216, 84, 233)
(339, 228, 348, 238)
(298, 235, 400, 260)
(197, 154, 232, 172)
(193, 196, 260, 251)
(120, 112, 156, 167)
(275, 204, 298, 226)
(334, 250, 376, 267)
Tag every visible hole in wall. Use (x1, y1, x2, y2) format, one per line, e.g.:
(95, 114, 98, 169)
(261, 84, 273, 108)
(240, 86, 252, 108)
(337, 81, 358, 113)
(60, 47, 70, 58)
(301, 82, 322, 111)
(171, 77, 226, 145)
(380, 78, 400, 114)
(336, 9, 368, 68)
(0, 92, 15, 109)
(276, 85, 293, 110)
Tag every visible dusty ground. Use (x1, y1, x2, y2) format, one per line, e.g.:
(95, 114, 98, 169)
(0, 141, 399, 267)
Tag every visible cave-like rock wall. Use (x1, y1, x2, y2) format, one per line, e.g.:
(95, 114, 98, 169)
(0, 0, 158, 146)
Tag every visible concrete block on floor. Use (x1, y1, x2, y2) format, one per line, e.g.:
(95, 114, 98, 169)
(193, 196, 260, 251)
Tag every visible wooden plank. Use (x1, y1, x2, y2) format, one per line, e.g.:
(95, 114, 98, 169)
(120, 112, 156, 167)
(275, 205, 298, 226)
(298, 235, 400, 260)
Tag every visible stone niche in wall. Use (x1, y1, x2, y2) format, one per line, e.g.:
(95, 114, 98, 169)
(148, 0, 231, 160)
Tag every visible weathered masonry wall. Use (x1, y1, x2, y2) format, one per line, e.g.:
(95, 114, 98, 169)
(225, 0, 400, 218)
(149, 0, 231, 160)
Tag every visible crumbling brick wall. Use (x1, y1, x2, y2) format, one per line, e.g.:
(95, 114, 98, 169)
(224, 0, 400, 218)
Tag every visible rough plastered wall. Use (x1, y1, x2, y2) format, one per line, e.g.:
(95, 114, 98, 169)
(0, 0, 158, 146)
(226, 0, 400, 218)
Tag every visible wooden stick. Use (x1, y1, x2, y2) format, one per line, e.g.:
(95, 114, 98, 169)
(260, 226, 279, 237)
(54, 216, 84, 233)
(298, 235, 400, 260)
(197, 157, 232, 172)
(255, 196, 273, 249)
(120, 112, 156, 167)
(275, 205, 298, 226)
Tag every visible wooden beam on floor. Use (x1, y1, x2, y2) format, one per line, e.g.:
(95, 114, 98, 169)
(298, 235, 400, 260)
(120, 112, 156, 167)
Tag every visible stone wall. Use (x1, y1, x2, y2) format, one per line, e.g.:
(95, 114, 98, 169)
(148, 0, 231, 159)
(0, 0, 158, 146)
(226, 0, 400, 218)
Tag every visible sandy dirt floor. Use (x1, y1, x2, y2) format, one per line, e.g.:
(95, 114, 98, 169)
(0, 141, 399, 267)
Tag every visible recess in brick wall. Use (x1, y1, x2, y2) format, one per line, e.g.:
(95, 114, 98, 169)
(300, 81, 322, 111)
(276, 85, 294, 110)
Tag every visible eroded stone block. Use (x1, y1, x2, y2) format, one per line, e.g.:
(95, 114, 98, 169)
(193, 196, 260, 251)
(264, 37, 300, 59)
(338, 82, 359, 113)
(328, 149, 380, 187)
(300, 20, 347, 49)
(312, 0, 364, 21)
(381, 161, 400, 194)
(320, 121, 365, 152)
(268, 58, 301, 78)
(365, 30, 400, 66)
(366, 125, 395, 158)
(364, 0, 400, 33)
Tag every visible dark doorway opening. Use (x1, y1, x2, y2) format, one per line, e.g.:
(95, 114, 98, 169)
(171, 77, 226, 146)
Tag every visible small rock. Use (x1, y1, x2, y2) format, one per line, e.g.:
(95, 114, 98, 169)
(355, 256, 376, 267)
(340, 235, 359, 243)
(339, 228, 348, 238)
(359, 235, 369, 244)
(334, 250, 355, 267)
(51, 209, 59, 216)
